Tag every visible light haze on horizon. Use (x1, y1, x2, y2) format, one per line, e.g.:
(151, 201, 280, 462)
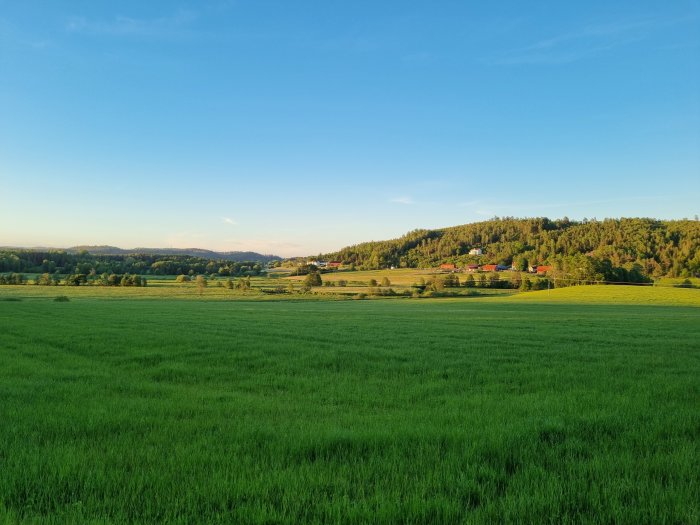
(1, 1, 699, 257)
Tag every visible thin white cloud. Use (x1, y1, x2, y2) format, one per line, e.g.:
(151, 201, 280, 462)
(484, 16, 695, 65)
(390, 196, 414, 205)
(65, 9, 197, 38)
(221, 217, 237, 226)
(461, 196, 675, 217)
(402, 51, 433, 64)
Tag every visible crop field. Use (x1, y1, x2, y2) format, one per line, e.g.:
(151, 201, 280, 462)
(1, 287, 699, 523)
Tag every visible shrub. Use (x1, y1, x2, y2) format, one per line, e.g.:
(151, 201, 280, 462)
(54, 296, 70, 302)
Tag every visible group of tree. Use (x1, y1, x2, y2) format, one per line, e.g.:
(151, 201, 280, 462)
(0, 250, 266, 278)
(319, 217, 700, 281)
(0, 272, 147, 286)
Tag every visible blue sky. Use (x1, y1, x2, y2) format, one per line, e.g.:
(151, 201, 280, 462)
(1, 1, 698, 256)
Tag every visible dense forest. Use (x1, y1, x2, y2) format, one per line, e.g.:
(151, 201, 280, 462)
(322, 218, 700, 281)
(0, 250, 266, 278)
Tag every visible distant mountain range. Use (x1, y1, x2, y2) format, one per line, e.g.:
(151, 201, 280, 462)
(70, 246, 282, 263)
(2, 245, 281, 264)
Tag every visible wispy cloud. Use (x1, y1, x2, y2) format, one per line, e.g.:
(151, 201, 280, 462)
(65, 9, 197, 38)
(459, 196, 674, 217)
(222, 238, 303, 256)
(402, 51, 433, 64)
(485, 16, 695, 65)
(221, 217, 237, 226)
(390, 196, 415, 205)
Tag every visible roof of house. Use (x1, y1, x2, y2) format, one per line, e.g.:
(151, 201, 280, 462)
(482, 264, 498, 271)
(440, 263, 456, 269)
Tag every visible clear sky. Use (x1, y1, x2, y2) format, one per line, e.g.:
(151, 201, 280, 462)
(1, 1, 699, 256)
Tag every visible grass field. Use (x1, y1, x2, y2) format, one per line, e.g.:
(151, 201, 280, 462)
(1, 287, 699, 523)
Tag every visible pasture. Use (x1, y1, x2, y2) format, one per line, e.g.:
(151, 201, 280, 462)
(0, 287, 699, 523)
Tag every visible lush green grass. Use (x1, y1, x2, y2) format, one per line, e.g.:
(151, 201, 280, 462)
(1, 293, 699, 523)
(505, 284, 700, 307)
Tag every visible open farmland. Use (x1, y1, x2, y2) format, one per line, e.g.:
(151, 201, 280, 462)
(1, 288, 699, 523)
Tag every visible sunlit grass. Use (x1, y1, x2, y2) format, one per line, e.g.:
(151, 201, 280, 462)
(1, 295, 698, 523)
(506, 284, 700, 307)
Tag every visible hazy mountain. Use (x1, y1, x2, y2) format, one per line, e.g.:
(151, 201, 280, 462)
(67, 246, 281, 263)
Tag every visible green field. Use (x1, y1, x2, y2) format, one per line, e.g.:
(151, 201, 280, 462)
(1, 287, 699, 523)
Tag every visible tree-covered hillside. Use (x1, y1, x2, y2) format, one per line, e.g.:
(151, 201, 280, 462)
(323, 218, 700, 279)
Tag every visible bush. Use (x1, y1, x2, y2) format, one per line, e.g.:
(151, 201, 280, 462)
(54, 296, 70, 302)
(354, 293, 367, 300)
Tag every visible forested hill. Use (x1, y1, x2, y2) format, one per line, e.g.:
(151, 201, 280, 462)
(68, 246, 280, 263)
(323, 218, 700, 279)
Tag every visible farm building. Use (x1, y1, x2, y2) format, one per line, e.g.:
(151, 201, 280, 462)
(440, 263, 457, 271)
(469, 248, 483, 256)
(536, 265, 553, 275)
(327, 261, 342, 269)
(466, 264, 479, 272)
(481, 264, 498, 272)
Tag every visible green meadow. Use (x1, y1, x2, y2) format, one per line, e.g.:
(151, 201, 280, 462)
(1, 286, 699, 523)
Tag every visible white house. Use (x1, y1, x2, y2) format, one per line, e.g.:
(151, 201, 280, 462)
(469, 248, 483, 256)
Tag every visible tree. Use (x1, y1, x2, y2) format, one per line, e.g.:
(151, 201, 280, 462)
(36, 273, 53, 286)
(236, 277, 251, 291)
(196, 275, 207, 294)
(381, 277, 391, 287)
(304, 270, 322, 287)
(368, 278, 378, 287)
(519, 276, 532, 291)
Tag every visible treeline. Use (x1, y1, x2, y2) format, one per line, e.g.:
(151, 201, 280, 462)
(0, 251, 265, 277)
(1, 272, 147, 287)
(322, 217, 700, 280)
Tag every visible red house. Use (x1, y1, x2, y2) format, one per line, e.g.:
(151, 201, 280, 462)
(481, 264, 498, 272)
(466, 264, 479, 272)
(327, 261, 342, 269)
(440, 263, 457, 271)
(536, 265, 553, 275)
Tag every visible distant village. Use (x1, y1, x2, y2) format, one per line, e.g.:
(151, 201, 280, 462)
(306, 248, 553, 275)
